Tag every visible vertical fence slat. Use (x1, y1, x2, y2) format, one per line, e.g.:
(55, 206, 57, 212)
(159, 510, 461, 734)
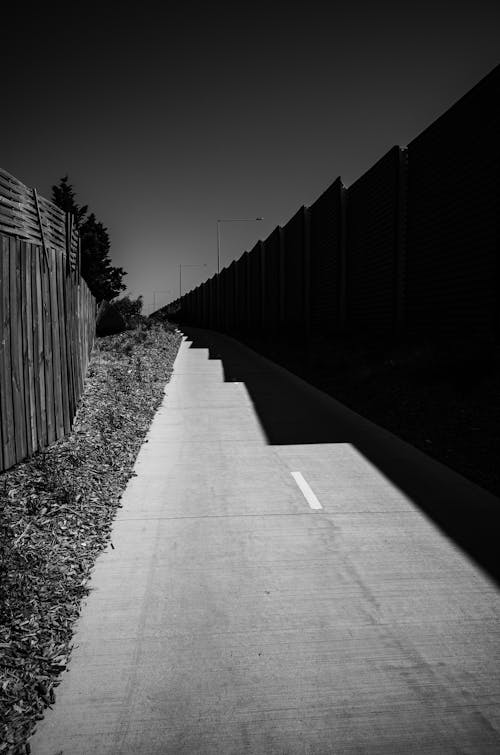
(1, 235, 15, 467)
(72, 281, 79, 406)
(42, 249, 55, 446)
(34, 243, 47, 449)
(0, 236, 4, 469)
(28, 244, 38, 453)
(24, 242, 37, 453)
(20, 241, 31, 458)
(75, 282, 82, 398)
(10, 236, 27, 462)
(64, 264, 75, 419)
(75, 281, 81, 400)
(49, 248, 64, 440)
(67, 271, 76, 414)
(56, 251, 70, 434)
(30, 243, 41, 453)
(79, 283, 84, 393)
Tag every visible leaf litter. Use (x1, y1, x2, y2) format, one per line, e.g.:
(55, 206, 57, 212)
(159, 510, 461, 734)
(0, 319, 182, 754)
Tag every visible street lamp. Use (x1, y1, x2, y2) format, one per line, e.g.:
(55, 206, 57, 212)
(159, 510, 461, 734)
(216, 217, 264, 273)
(179, 264, 207, 297)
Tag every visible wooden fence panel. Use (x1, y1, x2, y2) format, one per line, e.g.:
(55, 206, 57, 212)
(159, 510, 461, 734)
(0, 234, 96, 472)
(1, 157, 96, 473)
(0, 167, 79, 269)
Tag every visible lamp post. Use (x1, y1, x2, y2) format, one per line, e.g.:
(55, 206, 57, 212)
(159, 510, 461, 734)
(216, 217, 264, 274)
(179, 264, 207, 297)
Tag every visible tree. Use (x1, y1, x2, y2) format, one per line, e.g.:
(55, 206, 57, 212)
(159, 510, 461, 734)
(51, 176, 127, 303)
(51, 175, 87, 228)
(79, 213, 127, 302)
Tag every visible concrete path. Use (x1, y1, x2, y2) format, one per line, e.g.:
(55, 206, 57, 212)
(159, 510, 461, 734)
(30, 328, 500, 754)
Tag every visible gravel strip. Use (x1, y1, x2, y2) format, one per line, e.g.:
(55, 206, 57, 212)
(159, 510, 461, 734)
(0, 320, 182, 754)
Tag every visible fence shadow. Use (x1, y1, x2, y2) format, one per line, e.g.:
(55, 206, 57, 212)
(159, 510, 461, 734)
(182, 325, 500, 587)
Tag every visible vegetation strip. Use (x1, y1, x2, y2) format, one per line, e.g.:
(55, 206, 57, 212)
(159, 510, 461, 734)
(0, 318, 181, 754)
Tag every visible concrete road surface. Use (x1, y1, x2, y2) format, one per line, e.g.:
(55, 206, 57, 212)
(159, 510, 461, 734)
(30, 328, 500, 754)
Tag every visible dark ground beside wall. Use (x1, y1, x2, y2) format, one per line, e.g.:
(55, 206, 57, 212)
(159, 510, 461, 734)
(240, 332, 500, 499)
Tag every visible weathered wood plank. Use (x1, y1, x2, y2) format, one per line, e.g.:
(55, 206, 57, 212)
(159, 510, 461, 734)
(78, 283, 84, 395)
(73, 281, 80, 403)
(41, 248, 55, 445)
(30, 244, 41, 452)
(0, 172, 26, 199)
(56, 252, 70, 435)
(49, 248, 64, 440)
(66, 270, 75, 416)
(0, 221, 44, 247)
(33, 245, 46, 449)
(0, 235, 16, 468)
(0, 165, 28, 188)
(0, 175, 25, 198)
(26, 243, 38, 453)
(0, 238, 4, 469)
(0, 205, 44, 234)
(20, 241, 33, 457)
(10, 236, 27, 461)
(0, 192, 38, 217)
(82, 287, 88, 375)
(89, 290, 95, 357)
(37, 194, 65, 222)
(77, 283, 83, 395)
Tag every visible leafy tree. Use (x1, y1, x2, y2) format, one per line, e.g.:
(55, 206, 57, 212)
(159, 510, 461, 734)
(51, 176, 127, 303)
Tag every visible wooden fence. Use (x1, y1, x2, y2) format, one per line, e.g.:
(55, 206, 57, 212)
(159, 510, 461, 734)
(0, 167, 80, 273)
(0, 171, 96, 473)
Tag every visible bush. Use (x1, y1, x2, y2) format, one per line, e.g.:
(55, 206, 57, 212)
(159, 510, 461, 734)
(112, 295, 144, 328)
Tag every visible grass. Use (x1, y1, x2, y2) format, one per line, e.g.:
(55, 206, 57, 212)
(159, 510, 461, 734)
(0, 318, 182, 755)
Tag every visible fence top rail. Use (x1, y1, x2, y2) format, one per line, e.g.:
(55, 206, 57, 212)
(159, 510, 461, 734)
(0, 166, 79, 268)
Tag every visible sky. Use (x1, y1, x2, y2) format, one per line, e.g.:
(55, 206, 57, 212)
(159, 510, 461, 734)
(2, 1, 499, 314)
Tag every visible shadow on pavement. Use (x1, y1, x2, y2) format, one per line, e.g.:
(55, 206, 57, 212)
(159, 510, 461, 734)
(182, 326, 500, 587)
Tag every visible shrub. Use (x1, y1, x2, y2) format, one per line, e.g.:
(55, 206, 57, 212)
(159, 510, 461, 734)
(112, 295, 144, 328)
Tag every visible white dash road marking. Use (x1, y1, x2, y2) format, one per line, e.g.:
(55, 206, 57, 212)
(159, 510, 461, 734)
(291, 472, 323, 510)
